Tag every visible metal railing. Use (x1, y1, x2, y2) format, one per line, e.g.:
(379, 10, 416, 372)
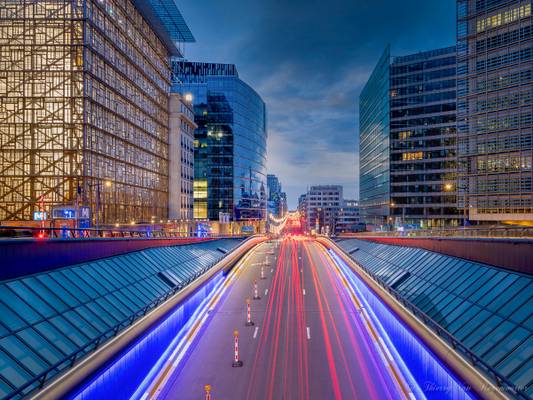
(349, 225, 533, 239)
(0, 225, 241, 240)
(333, 243, 528, 400)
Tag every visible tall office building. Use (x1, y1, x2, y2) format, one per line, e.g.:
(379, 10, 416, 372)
(0, 0, 194, 225)
(173, 62, 268, 223)
(360, 45, 460, 229)
(457, 0, 533, 223)
(359, 47, 391, 226)
(390, 46, 460, 228)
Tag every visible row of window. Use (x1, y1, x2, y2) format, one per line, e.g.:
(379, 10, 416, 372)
(391, 68, 456, 86)
(476, 3, 531, 33)
(476, 89, 532, 112)
(476, 176, 533, 193)
(391, 91, 456, 108)
(477, 25, 532, 52)
(472, 133, 533, 154)
(393, 127, 456, 140)
(391, 115, 456, 129)
(475, 68, 532, 92)
(476, 47, 533, 72)
(475, 110, 533, 133)
(391, 103, 456, 119)
(391, 56, 456, 76)
(476, 153, 533, 172)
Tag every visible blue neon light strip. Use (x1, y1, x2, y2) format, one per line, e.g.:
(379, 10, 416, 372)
(70, 272, 225, 400)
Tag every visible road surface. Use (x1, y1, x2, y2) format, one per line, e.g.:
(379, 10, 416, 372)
(157, 237, 403, 400)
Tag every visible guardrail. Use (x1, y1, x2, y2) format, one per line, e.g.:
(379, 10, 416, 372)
(324, 238, 523, 400)
(0, 225, 238, 240)
(17, 235, 266, 399)
(351, 225, 533, 238)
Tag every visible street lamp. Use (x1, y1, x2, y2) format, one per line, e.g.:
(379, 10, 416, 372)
(444, 182, 468, 229)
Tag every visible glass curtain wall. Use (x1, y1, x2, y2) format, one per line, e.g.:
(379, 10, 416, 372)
(359, 46, 391, 227)
(390, 47, 461, 228)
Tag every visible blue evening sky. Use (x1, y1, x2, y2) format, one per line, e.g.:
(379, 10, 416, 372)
(177, 0, 456, 209)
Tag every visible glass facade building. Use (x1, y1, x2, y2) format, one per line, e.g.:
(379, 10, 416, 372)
(360, 45, 461, 228)
(359, 46, 391, 226)
(457, 0, 533, 223)
(390, 46, 461, 228)
(173, 62, 267, 222)
(0, 0, 194, 225)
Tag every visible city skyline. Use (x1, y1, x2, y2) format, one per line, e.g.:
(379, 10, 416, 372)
(178, 0, 457, 208)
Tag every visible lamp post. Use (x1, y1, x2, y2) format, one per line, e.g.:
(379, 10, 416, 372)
(444, 183, 468, 230)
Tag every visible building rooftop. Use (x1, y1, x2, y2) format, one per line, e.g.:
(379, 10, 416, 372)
(132, 0, 195, 57)
(392, 45, 457, 65)
(335, 238, 532, 399)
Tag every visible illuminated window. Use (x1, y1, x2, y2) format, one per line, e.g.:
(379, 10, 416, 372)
(193, 180, 208, 199)
(399, 131, 411, 140)
(477, 4, 531, 33)
(402, 152, 424, 161)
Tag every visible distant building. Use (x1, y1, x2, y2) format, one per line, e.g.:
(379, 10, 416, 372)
(336, 200, 361, 234)
(267, 174, 286, 218)
(0, 0, 195, 225)
(168, 93, 196, 221)
(457, 0, 533, 223)
(359, 45, 460, 229)
(173, 62, 267, 222)
(298, 193, 308, 224)
(305, 185, 343, 234)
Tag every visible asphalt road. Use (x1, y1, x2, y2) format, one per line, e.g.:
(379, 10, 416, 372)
(159, 237, 402, 400)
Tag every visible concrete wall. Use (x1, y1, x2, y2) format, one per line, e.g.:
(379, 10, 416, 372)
(354, 236, 533, 275)
(0, 237, 220, 280)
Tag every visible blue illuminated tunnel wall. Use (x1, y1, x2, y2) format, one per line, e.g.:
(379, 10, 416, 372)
(69, 272, 225, 400)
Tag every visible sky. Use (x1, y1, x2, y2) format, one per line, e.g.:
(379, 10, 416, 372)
(177, 0, 456, 209)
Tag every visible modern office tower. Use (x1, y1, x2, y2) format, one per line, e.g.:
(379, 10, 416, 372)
(336, 199, 361, 234)
(359, 46, 392, 227)
(168, 92, 196, 221)
(359, 45, 460, 229)
(390, 46, 460, 228)
(457, 0, 533, 224)
(0, 0, 194, 225)
(305, 185, 343, 234)
(173, 62, 268, 223)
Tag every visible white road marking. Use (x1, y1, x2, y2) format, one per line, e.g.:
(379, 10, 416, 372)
(303, 289, 306, 296)
(306, 326, 311, 340)
(253, 326, 259, 339)
(264, 288, 268, 296)
(271, 269, 273, 273)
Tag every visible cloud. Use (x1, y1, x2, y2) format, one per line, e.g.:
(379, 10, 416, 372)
(178, 0, 456, 208)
